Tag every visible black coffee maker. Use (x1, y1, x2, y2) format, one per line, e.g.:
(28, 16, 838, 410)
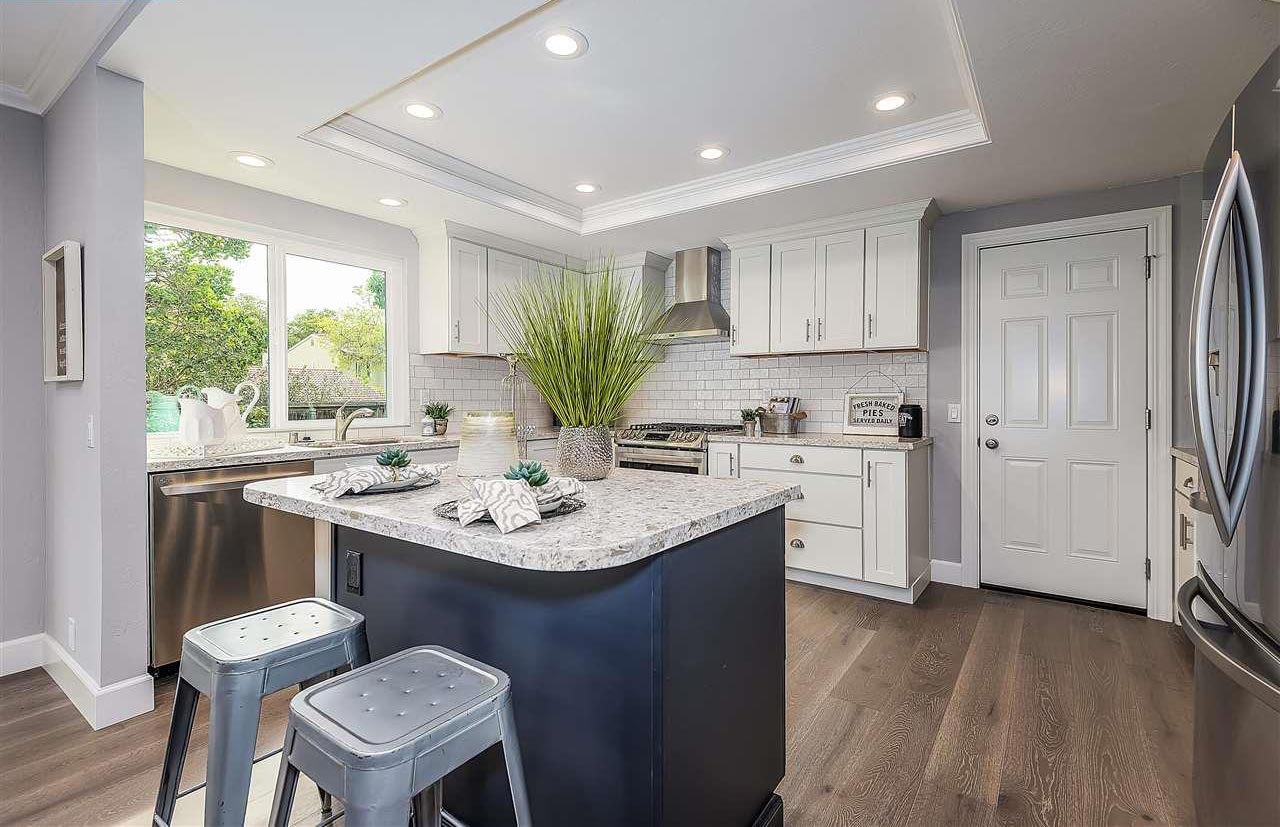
(897, 404, 923, 439)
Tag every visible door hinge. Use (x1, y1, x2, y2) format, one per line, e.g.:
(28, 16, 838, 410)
(1145, 408, 1153, 430)
(1145, 558, 1151, 580)
(1144, 254, 1154, 279)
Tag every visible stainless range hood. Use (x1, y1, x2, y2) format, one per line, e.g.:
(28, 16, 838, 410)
(654, 247, 730, 342)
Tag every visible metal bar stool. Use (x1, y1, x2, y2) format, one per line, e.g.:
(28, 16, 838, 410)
(153, 598, 370, 827)
(268, 646, 532, 827)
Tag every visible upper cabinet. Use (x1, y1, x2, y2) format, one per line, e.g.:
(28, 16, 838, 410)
(721, 199, 937, 355)
(421, 223, 669, 357)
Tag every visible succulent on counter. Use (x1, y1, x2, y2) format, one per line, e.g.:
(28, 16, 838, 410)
(376, 447, 412, 480)
(504, 460, 551, 487)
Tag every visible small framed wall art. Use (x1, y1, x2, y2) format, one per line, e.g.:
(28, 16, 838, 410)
(843, 391, 903, 436)
(42, 240, 84, 382)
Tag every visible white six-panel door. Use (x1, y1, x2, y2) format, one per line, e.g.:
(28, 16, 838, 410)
(978, 228, 1148, 608)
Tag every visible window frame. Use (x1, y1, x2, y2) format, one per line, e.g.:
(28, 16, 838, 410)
(145, 203, 409, 433)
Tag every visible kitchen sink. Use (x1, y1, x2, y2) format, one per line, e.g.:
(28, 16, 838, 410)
(294, 437, 412, 449)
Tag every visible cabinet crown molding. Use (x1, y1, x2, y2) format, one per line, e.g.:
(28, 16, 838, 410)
(721, 198, 939, 250)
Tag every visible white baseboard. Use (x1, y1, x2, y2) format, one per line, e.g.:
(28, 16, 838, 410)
(786, 567, 931, 604)
(42, 635, 154, 730)
(930, 558, 967, 586)
(0, 633, 48, 676)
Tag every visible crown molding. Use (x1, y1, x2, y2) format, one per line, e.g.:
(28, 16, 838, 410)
(721, 198, 940, 249)
(14, 0, 136, 114)
(306, 115, 584, 234)
(0, 84, 39, 114)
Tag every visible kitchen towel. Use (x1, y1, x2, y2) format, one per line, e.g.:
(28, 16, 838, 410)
(458, 476, 588, 533)
(312, 463, 450, 497)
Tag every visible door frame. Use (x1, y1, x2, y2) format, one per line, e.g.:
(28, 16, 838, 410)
(958, 206, 1174, 621)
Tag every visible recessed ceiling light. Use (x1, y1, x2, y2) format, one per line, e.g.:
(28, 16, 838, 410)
(697, 144, 729, 161)
(403, 102, 441, 120)
(872, 92, 913, 112)
(231, 152, 273, 168)
(542, 28, 588, 58)
(574, 182, 599, 194)
(378, 197, 407, 207)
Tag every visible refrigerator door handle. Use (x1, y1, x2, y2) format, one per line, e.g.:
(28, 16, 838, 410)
(1178, 576, 1280, 714)
(1189, 150, 1269, 544)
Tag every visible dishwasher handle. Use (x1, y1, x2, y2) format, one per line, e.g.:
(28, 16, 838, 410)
(158, 470, 311, 497)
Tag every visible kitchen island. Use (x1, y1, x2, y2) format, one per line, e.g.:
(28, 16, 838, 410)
(246, 468, 800, 827)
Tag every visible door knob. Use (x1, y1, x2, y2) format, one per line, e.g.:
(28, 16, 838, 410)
(984, 438, 1000, 449)
(985, 413, 999, 426)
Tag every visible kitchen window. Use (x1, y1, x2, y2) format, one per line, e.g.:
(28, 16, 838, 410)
(144, 207, 407, 433)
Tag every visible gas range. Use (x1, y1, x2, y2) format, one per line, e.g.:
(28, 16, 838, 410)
(615, 422, 744, 474)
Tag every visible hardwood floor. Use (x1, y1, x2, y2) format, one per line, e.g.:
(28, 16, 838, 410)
(0, 582, 1194, 827)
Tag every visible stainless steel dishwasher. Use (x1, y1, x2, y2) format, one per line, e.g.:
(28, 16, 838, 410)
(148, 460, 316, 669)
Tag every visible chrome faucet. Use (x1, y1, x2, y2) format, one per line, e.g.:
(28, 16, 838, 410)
(334, 404, 375, 441)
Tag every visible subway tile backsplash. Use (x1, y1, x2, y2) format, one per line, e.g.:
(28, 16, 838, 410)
(408, 354, 552, 431)
(621, 255, 928, 433)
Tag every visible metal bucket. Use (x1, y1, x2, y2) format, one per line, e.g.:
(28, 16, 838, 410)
(759, 412, 803, 435)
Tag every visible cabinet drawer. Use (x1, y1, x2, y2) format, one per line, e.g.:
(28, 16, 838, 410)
(1174, 457, 1199, 496)
(741, 468, 862, 527)
(739, 443, 862, 476)
(785, 520, 863, 580)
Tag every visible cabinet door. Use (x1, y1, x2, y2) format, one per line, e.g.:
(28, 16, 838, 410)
(708, 443, 739, 478)
(487, 250, 531, 355)
(864, 221, 920, 349)
(730, 245, 772, 355)
(815, 230, 865, 351)
(449, 238, 488, 354)
(863, 450, 907, 586)
(770, 238, 817, 352)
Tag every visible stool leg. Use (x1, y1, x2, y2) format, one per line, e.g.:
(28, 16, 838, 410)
(297, 673, 335, 816)
(411, 781, 442, 827)
(204, 675, 263, 827)
(498, 702, 533, 827)
(267, 730, 299, 827)
(153, 677, 199, 824)
(344, 799, 410, 827)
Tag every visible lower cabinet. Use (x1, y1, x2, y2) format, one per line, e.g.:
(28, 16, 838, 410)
(708, 442, 740, 478)
(737, 441, 931, 603)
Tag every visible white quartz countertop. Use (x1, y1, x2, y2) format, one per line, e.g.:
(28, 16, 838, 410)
(708, 433, 933, 451)
(147, 429, 559, 473)
(245, 467, 800, 572)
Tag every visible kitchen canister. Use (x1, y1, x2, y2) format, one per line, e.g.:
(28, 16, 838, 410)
(456, 410, 520, 477)
(897, 404, 923, 438)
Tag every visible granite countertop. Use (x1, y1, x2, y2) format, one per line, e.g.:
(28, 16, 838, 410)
(147, 428, 560, 473)
(708, 432, 933, 451)
(1171, 445, 1199, 465)
(245, 467, 800, 572)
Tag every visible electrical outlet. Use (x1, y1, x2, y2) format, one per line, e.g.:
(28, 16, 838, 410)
(67, 617, 76, 652)
(947, 403, 961, 423)
(345, 550, 363, 596)
(86, 415, 95, 448)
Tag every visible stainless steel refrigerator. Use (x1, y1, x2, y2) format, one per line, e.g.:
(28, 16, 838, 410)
(1178, 47, 1280, 827)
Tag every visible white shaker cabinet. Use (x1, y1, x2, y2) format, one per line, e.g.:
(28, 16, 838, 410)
(736, 440, 931, 603)
(448, 238, 489, 355)
(730, 245, 772, 355)
(815, 230, 866, 351)
(487, 249, 533, 355)
(708, 442, 739, 478)
(864, 221, 924, 350)
(770, 238, 818, 352)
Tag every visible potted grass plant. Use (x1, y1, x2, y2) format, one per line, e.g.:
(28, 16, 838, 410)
(490, 259, 668, 480)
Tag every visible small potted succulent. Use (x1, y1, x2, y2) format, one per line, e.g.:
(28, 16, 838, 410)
(740, 408, 760, 437)
(504, 460, 561, 513)
(422, 401, 455, 436)
(376, 448, 413, 482)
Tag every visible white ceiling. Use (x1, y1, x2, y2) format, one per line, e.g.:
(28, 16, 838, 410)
(101, 0, 1278, 257)
(0, 0, 131, 113)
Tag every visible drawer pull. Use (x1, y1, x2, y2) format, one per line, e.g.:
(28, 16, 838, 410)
(790, 454, 805, 464)
(789, 538, 805, 549)
(1183, 476, 1195, 489)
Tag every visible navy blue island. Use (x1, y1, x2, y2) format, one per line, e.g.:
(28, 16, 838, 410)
(246, 467, 800, 827)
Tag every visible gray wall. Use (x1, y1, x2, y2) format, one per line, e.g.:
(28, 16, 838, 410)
(0, 105, 47, 647)
(927, 174, 1203, 564)
(43, 67, 147, 685)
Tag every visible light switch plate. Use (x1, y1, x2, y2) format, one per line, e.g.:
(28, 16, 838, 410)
(947, 403, 961, 423)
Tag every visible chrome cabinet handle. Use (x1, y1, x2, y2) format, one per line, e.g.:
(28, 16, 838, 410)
(731, 325, 738, 346)
(866, 460, 872, 488)
(1191, 150, 1268, 544)
(1183, 476, 1195, 489)
(985, 438, 1000, 449)
(867, 313, 874, 339)
(789, 538, 805, 549)
(817, 318, 823, 341)
(805, 319, 811, 342)
(728, 454, 735, 476)
(790, 454, 804, 464)
(1178, 513, 1193, 551)
(454, 319, 461, 342)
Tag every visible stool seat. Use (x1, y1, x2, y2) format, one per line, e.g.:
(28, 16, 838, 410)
(269, 646, 531, 827)
(297, 648, 503, 759)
